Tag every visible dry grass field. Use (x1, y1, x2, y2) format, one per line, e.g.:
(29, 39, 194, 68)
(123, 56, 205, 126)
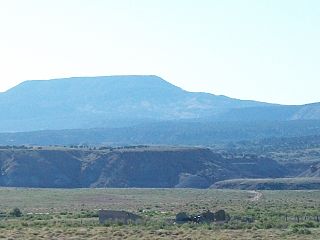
(0, 188, 319, 239)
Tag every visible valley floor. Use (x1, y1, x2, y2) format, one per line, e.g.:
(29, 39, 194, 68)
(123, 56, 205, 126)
(0, 188, 319, 239)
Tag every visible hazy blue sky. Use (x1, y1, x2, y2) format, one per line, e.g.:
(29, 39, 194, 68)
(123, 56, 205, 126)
(0, 0, 319, 104)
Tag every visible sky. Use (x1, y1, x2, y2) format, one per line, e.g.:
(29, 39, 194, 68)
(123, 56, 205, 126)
(0, 0, 319, 105)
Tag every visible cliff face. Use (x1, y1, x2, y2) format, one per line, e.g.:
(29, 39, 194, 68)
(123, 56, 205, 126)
(0, 147, 287, 188)
(0, 149, 82, 188)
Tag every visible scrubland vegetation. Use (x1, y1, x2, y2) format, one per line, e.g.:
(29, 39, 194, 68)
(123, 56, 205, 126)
(0, 188, 319, 239)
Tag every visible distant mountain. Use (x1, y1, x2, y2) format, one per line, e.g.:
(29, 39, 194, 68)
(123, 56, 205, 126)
(0, 75, 320, 133)
(0, 75, 270, 132)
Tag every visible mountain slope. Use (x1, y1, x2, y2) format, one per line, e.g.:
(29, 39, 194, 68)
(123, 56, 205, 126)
(0, 75, 269, 132)
(1, 75, 320, 133)
(2, 120, 320, 146)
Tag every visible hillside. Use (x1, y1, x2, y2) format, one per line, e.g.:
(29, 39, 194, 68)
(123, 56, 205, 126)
(0, 147, 287, 188)
(211, 178, 320, 190)
(2, 120, 320, 146)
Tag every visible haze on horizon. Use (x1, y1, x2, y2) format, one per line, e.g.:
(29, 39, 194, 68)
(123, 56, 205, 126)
(0, 0, 319, 105)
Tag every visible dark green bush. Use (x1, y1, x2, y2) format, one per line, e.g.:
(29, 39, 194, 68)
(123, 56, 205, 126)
(10, 208, 22, 217)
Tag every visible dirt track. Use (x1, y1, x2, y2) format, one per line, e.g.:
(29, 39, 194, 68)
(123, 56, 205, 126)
(248, 191, 263, 202)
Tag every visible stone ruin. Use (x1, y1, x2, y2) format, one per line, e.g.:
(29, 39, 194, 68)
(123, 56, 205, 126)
(98, 210, 142, 224)
(214, 210, 227, 223)
(98, 209, 228, 225)
(175, 210, 228, 224)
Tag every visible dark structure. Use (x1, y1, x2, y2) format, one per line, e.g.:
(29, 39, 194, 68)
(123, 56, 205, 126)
(175, 212, 191, 223)
(175, 210, 227, 224)
(198, 210, 215, 223)
(98, 210, 142, 224)
(215, 210, 227, 222)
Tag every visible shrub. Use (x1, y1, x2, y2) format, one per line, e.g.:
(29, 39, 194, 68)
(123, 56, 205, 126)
(292, 227, 312, 234)
(10, 208, 22, 217)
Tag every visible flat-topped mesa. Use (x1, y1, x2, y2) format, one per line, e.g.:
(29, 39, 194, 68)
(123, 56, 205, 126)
(0, 75, 269, 132)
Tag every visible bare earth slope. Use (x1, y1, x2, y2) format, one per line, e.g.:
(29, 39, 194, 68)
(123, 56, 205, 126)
(299, 162, 320, 177)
